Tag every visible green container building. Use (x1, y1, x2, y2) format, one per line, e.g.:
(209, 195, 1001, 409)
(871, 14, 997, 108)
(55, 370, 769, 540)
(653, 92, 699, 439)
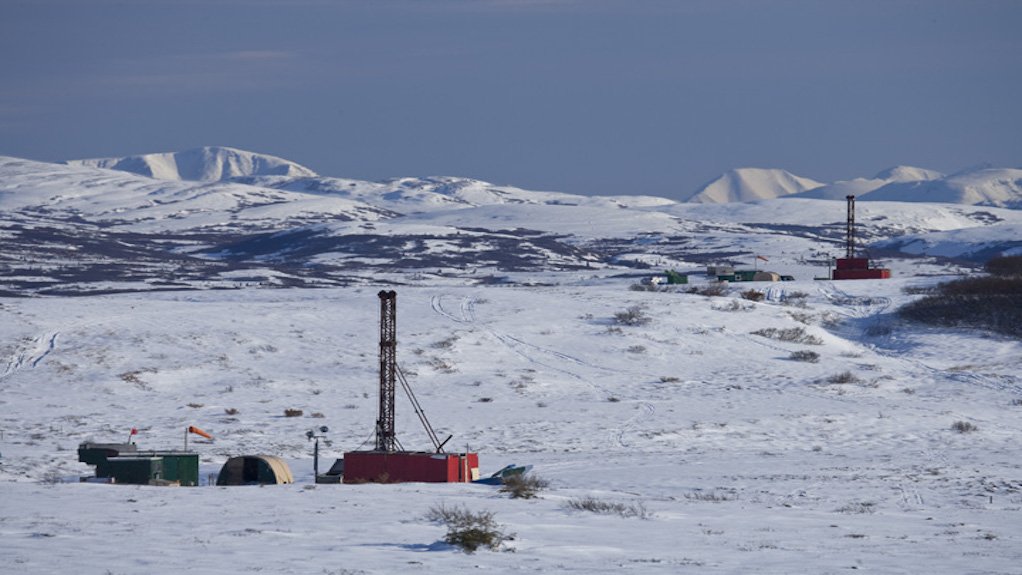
(107, 457, 164, 485)
(78, 443, 199, 486)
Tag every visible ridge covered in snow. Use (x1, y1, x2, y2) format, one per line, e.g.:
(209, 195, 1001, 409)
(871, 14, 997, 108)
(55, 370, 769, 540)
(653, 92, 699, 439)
(66, 146, 318, 182)
(792, 166, 945, 201)
(864, 167, 1022, 209)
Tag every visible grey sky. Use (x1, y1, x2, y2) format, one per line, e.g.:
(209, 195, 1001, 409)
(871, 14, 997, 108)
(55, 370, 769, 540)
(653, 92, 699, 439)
(1, 0, 1019, 198)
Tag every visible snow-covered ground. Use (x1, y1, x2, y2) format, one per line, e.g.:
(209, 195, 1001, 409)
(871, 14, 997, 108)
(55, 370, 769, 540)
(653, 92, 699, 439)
(2, 275, 1020, 574)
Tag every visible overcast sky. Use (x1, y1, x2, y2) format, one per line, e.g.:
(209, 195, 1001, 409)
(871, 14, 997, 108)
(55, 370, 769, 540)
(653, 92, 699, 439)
(2, 0, 1019, 198)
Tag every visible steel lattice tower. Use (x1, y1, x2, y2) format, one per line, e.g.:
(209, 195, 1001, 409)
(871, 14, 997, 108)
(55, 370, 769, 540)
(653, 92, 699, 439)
(376, 290, 398, 452)
(845, 195, 856, 259)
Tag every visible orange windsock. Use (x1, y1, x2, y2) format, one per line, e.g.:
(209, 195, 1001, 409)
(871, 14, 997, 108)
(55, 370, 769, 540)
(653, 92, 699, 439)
(188, 426, 213, 440)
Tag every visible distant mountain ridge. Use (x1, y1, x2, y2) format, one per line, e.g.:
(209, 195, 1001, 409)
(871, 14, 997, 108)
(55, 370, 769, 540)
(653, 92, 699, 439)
(66, 146, 317, 181)
(63, 146, 1021, 209)
(864, 167, 1022, 208)
(690, 164, 1020, 209)
(792, 166, 945, 201)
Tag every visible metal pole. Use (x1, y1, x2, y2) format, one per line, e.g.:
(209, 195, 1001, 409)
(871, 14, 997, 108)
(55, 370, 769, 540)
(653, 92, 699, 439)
(314, 437, 319, 480)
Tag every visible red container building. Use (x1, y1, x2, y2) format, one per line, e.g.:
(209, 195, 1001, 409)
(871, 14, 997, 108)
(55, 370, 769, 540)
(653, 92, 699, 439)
(833, 257, 892, 280)
(343, 451, 479, 484)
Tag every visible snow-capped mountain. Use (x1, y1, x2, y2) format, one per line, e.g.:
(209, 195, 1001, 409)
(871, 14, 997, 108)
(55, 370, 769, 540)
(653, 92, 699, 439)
(685, 168, 824, 204)
(66, 146, 318, 182)
(863, 167, 1022, 208)
(792, 166, 944, 200)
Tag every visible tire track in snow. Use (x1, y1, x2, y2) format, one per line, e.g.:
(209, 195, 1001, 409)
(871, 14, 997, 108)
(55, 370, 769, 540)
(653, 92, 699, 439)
(430, 293, 658, 448)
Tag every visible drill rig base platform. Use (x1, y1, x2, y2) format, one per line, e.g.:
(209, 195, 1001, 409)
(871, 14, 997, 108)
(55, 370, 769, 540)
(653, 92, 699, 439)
(342, 290, 479, 484)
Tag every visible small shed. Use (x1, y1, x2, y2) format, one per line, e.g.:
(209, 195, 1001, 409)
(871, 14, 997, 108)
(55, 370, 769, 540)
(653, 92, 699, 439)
(216, 455, 294, 486)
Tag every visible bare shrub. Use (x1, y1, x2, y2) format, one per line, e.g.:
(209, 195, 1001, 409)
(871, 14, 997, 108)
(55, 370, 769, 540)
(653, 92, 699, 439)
(788, 350, 820, 363)
(224, 407, 239, 415)
(782, 290, 809, 301)
(38, 470, 64, 485)
(499, 474, 549, 499)
(836, 501, 877, 514)
(951, 420, 978, 433)
(986, 255, 1022, 277)
(740, 289, 764, 302)
(565, 496, 652, 519)
(688, 283, 729, 297)
(751, 327, 823, 345)
(826, 371, 860, 384)
(683, 489, 738, 502)
(432, 336, 458, 349)
(429, 358, 457, 373)
(626, 345, 646, 354)
(788, 311, 814, 325)
(713, 299, 754, 312)
(425, 504, 512, 553)
(898, 275, 1022, 337)
(659, 376, 681, 383)
(187, 403, 204, 409)
(614, 306, 651, 326)
(284, 408, 303, 417)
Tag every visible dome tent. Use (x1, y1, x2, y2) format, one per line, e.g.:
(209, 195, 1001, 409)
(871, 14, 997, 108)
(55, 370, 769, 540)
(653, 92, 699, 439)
(216, 455, 294, 486)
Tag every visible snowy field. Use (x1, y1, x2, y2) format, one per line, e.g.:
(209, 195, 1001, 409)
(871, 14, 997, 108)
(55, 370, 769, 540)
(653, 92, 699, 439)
(1, 276, 1021, 574)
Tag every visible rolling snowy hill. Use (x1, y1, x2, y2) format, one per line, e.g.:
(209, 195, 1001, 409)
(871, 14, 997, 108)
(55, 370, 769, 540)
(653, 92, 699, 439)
(3, 150, 1022, 297)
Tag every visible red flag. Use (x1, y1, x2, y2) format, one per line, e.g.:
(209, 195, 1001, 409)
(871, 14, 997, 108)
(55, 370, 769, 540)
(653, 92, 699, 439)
(130, 428, 138, 435)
